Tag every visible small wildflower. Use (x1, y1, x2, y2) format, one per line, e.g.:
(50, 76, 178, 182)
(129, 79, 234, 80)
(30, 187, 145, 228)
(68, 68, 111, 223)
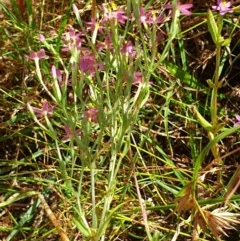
(96, 34, 113, 51)
(138, 7, 164, 24)
(212, 0, 233, 15)
(120, 41, 135, 56)
(133, 71, 143, 84)
(102, 8, 128, 25)
(164, 2, 193, 16)
(31, 100, 55, 118)
(151, 12, 164, 24)
(51, 65, 71, 86)
(79, 52, 97, 75)
(62, 124, 81, 142)
(62, 27, 82, 52)
(51, 65, 61, 80)
(26, 49, 48, 61)
(139, 7, 151, 23)
(72, 3, 79, 17)
(85, 108, 99, 123)
(234, 115, 240, 126)
(79, 52, 103, 76)
(86, 18, 104, 34)
(38, 34, 45, 42)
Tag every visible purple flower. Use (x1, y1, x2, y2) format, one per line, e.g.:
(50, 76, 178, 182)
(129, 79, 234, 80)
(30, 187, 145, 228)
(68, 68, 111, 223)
(31, 100, 55, 118)
(26, 49, 48, 61)
(96, 34, 113, 51)
(38, 34, 45, 42)
(79, 52, 103, 76)
(102, 8, 128, 25)
(234, 115, 240, 126)
(85, 108, 99, 123)
(51, 65, 62, 80)
(139, 7, 151, 23)
(62, 124, 81, 142)
(164, 2, 193, 16)
(86, 18, 104, 34)
(62, 27, 82, 52)
(120, 41, 135, 56)
(212, 0, 233, 15)
(133, 71, 143, 84)
(138, 7, 164, 24)
(79, 52, 97, 75)
(51, 65, 71, 86)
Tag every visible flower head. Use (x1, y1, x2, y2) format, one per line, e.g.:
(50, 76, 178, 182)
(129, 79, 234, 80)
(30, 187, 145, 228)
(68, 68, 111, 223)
(164, 2, 193, 16)
(62, 27, 82, 52)
(79, 52, 103, 76)
(102, 8, 128, 25)
(86, 18, 104, 34)
(85, 108, 99, 123)
(212, 0, 233, 15)
(62, 124, 81, 142)
(234, 115, 240, 126)
(38, 34, 45, 42)
(120, 41, 135, 56)
(31, 100, 55, 118)
(96, 34, 113, 51)
(138, 7, 164, 24)
(133, 71, 143, 84)
(26, 49, 48, 61)
(51, 65, 71, 86)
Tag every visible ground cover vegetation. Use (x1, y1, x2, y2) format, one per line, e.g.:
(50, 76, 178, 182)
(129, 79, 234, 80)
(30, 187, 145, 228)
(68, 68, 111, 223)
(0, 0, 240, 240)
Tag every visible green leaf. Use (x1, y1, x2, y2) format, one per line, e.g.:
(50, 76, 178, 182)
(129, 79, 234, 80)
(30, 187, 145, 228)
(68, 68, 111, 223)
(164, 62, 204, 90)
(207, 9, 219, 44)
(191, 105, 213, 131)
(221, 38, 231, 46)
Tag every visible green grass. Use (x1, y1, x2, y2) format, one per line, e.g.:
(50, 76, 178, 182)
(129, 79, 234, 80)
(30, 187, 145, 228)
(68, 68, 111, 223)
(0, 0, 240, 240)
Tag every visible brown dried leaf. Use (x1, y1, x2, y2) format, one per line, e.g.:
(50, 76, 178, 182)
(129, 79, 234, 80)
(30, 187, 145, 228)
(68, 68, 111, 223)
(196, 207, 240, 240)
(175, 182, 195, 213)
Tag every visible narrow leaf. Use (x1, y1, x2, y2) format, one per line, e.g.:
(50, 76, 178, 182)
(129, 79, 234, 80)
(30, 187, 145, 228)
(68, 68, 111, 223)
(207, 9, 219, 44)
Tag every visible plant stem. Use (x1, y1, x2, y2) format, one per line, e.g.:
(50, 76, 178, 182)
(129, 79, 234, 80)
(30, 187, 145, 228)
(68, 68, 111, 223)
(211, 44, 221, 132)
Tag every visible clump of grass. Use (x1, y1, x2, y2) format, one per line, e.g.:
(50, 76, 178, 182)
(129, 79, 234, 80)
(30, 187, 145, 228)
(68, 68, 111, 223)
(1, 0, 240, 241)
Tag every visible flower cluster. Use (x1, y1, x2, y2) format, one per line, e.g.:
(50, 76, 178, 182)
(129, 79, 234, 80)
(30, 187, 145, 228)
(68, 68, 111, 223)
(26, 1, 201, 141)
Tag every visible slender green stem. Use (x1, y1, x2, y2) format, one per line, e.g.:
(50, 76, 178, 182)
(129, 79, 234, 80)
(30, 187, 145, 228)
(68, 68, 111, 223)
(91, 160, 97, 229)
(211, 44, 221, 132)
(211, 15, 223, 133)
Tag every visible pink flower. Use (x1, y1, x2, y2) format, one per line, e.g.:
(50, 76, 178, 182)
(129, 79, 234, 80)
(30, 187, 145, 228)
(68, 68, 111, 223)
(62, 27, 82, 52)
(62, 124, 81, 142)
(234, 115, 240, 126)
(139, 7, 151, 23)
(164, 2, 193, 16)
(86, 18, 104, 34)
(26, 49, 48, 61)
(51, 65, 62, 80)
(79, 52, 96, 75)
(85, 108, 99, 123)
(31, 100, 55, 118)
(212, 0, 233, 15)
(133, 71, 143, 84)
(139, 7, 164, 24)
(51, 65, 70, 86)
(38, 34, 45, 42)
(96, 34, 113, 51)
(120, 41, 135, 56)
(79, 52, 103, 76)
(102, 8, 128, 25)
